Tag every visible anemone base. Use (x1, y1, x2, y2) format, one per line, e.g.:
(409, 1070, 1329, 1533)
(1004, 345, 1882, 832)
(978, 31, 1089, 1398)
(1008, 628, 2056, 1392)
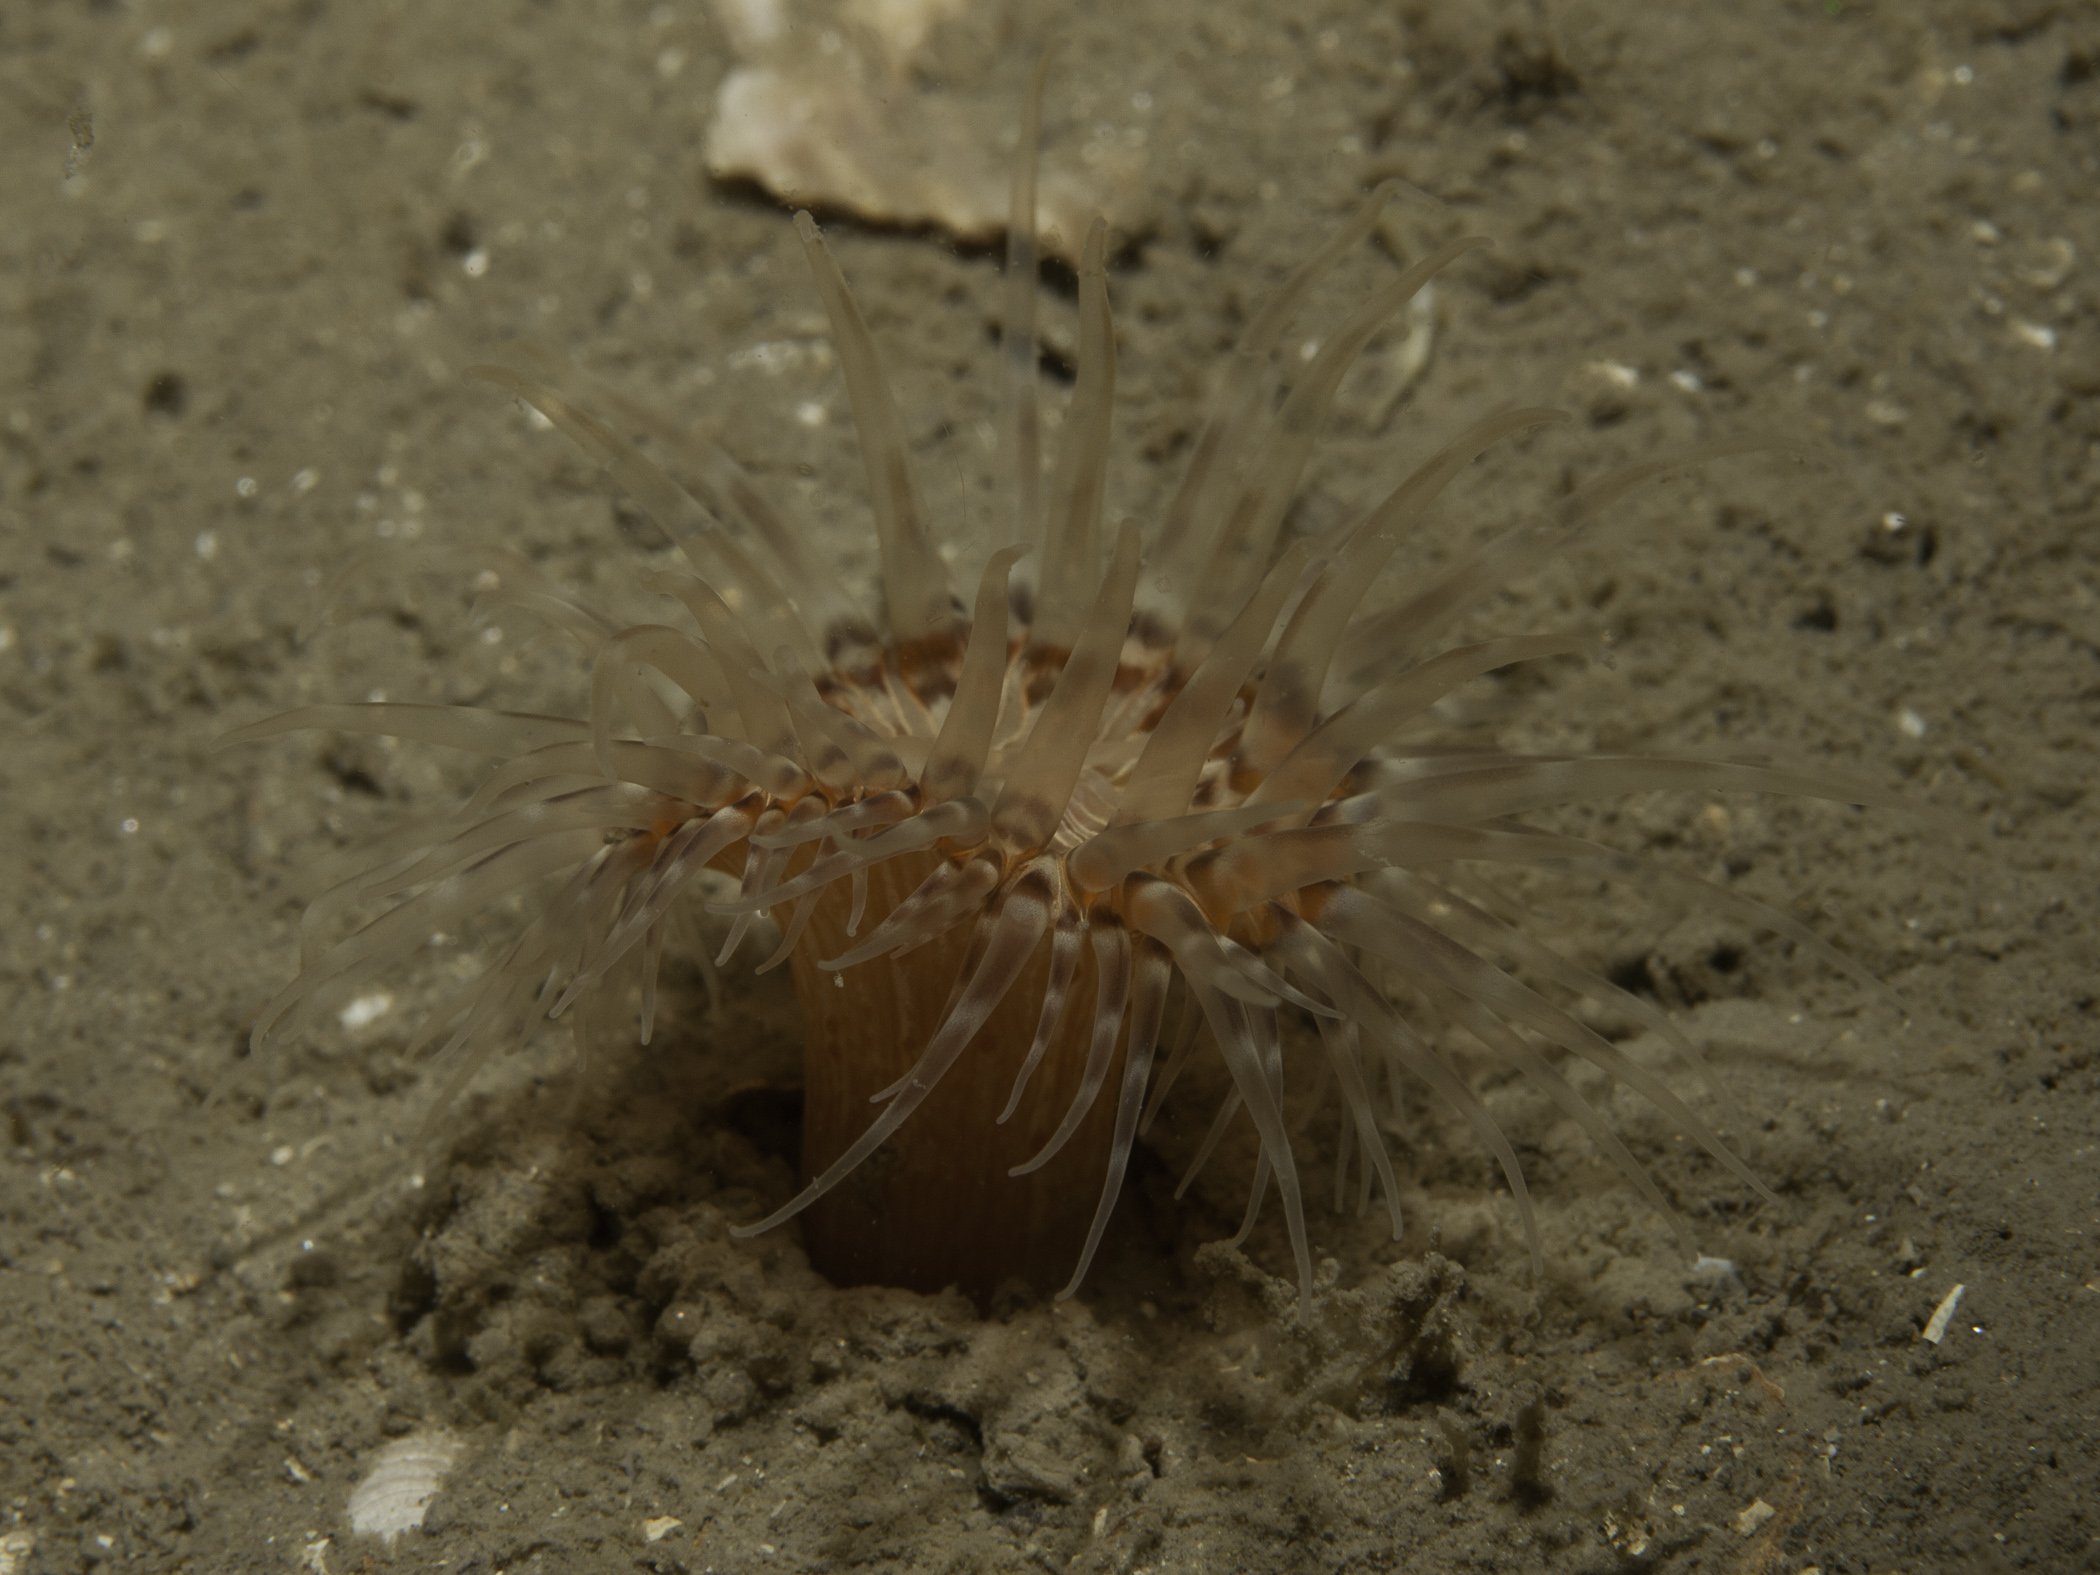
(787, 853, 1121, 1306)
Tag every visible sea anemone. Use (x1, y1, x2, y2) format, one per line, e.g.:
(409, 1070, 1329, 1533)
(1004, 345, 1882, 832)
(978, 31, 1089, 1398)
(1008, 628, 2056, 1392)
(228, 68, 1893, 1320)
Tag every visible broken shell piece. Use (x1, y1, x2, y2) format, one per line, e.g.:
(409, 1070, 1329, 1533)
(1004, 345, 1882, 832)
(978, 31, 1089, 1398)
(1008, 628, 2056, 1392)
(703, 0, 1145, 259)
(347, 1430, 465, 1545)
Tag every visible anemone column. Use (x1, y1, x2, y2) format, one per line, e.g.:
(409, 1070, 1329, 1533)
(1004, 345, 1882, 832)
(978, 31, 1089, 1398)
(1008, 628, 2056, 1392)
(786, 852, 1120, 1303)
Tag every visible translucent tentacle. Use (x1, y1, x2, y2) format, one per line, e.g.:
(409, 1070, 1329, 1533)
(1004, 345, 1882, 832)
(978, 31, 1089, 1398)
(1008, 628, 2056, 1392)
(1172, 237, 1492, 667)
(1013, 922, 1132, 1174)
(667, 734, 814, 800)
(794, 210, 959, 643)
(1122, 876, 1334, 1016)
(467, 738, 739, 812)
(1327, 887, 1771, 1202)
(753, 658, 909, 792)
(846, 797, 990, 861)
(219, 703, 587, 757)
(999, 905, 1086, 1123)
(550, 807, 758, 1014)
(755, 886, 823, 973)
(641, 570, 803, 759)
(1226, 1006, 1285, 1246)
(1314, 1013, 1402, 1233)
(1032, 219, 1117, 652)
(998, 52, 1051, 566)
(1335, 444, 1780, 690)
(716, 808, 786, 967)
(923, 547, 1025, 805)
(1246, 635, 1597, 820)
(637, 917, 666, 1045)
(1366, 753, 1909, 826)
(990, 521, 1141, 853)
(252, 828, 611, 1051)
(590, 625, 714, 777)
(464, 364, 826, 673)
(1139, 986, 1205, 1135)
(1375, 868, 1711, 1097)
(506, 343, 877, 667)
(1113, 541, 1313, 826)
(1071, 800, 1306, 896)
(1054, 936, 1172, 1299)
(367, 784, 678, 898)
(1148, 179, 1404, 601)
(1274, 910, 1543, 1278)
(752, 791, 916, 851)
(1236, 405, 1572, 775)
(1175, 1085, 1243, 1199)
(818, 857, 1001, 972)
(1186, 981, 1315, 1323)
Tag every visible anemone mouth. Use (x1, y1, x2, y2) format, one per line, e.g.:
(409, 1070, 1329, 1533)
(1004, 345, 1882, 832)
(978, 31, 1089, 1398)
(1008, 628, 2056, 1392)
(227, 65, 1898, 1321)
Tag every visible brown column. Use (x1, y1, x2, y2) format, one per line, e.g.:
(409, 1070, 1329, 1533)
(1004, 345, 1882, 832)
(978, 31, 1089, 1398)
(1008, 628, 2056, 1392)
(786, 851, 1121, 1305)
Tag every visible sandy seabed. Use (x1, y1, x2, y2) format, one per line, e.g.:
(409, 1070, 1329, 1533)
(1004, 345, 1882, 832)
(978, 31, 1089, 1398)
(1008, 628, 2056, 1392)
(3, 1, 2097, 1571)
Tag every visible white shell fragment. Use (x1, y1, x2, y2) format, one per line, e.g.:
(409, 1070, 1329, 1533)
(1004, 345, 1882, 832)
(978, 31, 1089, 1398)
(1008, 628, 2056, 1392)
(703, 0, 1143, 260)
(347, 1430, 466, 1545)
(0, 1530, 38, 1575)
(1920, 1282, 1967, 1344)
(1734, 1498, 1777, 1536)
